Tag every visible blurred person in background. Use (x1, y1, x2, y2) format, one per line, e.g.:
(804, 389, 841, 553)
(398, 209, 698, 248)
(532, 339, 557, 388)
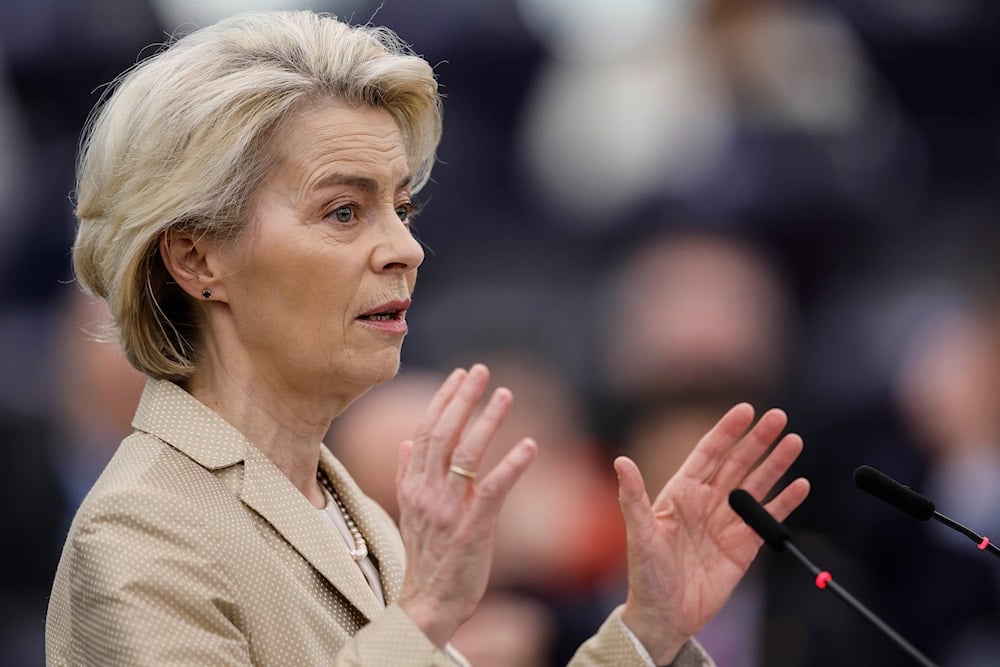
(788, 234, 1000, 666)
(0, 21, 170, 662)
(48, 291, 146, 520)
(328, 366, 560, 667)
(46, 10, 810, 666)
(330, 356, 622, 595)
(599, 229, 794, 494)
(894, 302, 1000, 543)
(0, 290, 143, 665)
(513, 0, 922, 252)
(325, 370, 440, 522)
(595, 227, 898, 666)
(889, 278, 1000, 666)
(329, 353, 623, 665)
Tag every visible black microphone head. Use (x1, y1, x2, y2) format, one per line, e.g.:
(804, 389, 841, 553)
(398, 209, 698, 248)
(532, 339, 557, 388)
(728, 489, 791, 552)
(853, 465, 935, 521)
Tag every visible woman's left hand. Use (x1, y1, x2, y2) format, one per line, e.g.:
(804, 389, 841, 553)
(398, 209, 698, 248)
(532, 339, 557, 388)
(616, 403, 810, 664)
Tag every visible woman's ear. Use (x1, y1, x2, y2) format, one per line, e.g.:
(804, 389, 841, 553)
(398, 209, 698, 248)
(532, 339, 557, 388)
(159, 228, 228, 302)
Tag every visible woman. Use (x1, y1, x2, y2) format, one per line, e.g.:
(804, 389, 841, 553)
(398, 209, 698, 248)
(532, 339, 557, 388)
(46, 10, 810, 666)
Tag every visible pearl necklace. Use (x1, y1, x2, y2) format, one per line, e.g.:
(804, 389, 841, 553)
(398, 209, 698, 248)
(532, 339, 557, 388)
(317, 470, 369, 562)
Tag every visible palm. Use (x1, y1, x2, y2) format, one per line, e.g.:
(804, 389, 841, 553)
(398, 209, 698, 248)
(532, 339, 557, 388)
(618, 403, 810, 660)
(647, 478, 766, 633)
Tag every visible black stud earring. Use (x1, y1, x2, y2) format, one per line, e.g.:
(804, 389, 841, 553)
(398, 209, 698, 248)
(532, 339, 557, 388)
(202, 289, 212, 299)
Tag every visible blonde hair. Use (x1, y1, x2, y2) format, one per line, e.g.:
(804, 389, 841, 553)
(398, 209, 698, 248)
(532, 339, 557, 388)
(72, 10, 442, 381)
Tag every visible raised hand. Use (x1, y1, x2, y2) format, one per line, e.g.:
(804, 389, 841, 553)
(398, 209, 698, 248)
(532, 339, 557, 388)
(616, 403, 810, 664)
(395, 364, 537, 648)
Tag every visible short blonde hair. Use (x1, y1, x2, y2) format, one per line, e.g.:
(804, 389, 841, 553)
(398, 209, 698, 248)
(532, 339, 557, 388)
(72, 10, 442, 381)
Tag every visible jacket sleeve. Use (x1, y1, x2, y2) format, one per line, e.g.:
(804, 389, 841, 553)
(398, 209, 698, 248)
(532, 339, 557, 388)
(47, 487, 251, 666)
(334, 604, 468, 666)
(568, 605, 715, 667)
(48, 484, 466, 667)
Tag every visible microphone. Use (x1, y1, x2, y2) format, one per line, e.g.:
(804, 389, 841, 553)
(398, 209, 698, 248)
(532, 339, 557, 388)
(728, 489, 938, 667)
(853, 465, 1000, 559)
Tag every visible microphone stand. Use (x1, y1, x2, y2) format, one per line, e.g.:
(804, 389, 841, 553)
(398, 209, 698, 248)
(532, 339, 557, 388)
(932, 511, 1000, 560)
(782, 542, 938, 667)
(729, 489, 939, 667)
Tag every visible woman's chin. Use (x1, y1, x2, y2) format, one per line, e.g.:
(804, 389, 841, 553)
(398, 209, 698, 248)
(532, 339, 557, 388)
(370, 360, 403, 387)
(353, 349, 404, 388)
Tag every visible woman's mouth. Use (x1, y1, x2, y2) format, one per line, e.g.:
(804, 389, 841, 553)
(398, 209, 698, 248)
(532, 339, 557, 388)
(357, 300, 410, 334)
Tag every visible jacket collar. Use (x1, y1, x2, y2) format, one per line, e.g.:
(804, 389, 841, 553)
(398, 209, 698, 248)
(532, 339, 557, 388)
(132, 378, 403, 617)
(132, 377, 245, 470)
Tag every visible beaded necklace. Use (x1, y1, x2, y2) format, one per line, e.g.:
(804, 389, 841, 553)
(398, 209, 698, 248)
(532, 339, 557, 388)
(317, 469, 369, 562)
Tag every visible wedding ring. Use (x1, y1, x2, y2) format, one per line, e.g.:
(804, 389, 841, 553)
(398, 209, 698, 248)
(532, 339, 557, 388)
(448, 464, 478, 481)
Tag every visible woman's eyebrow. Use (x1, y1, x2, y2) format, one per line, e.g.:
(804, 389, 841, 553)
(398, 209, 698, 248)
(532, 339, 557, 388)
(311, 173, 413, 193)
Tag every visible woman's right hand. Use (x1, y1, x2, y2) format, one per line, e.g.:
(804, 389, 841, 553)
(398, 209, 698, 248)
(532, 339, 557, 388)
(395, 364, 537, 648)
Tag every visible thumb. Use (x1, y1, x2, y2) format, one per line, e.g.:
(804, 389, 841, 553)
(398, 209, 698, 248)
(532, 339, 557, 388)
(615, 456, 653, 542)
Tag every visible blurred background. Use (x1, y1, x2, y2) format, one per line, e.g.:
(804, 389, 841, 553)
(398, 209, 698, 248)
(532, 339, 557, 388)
(2, 0, 1000, 665)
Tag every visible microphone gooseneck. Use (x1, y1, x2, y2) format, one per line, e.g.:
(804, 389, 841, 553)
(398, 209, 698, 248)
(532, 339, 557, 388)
(728, 489, 938, 667)
(853, 465, 1000, 559)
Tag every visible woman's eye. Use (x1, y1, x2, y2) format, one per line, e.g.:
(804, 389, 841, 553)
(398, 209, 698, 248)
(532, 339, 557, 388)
(396, 203, 414, 222)
(330, 206, 354, 223)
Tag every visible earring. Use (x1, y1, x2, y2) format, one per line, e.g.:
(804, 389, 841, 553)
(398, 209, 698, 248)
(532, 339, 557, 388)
(202, 289, 212, 300)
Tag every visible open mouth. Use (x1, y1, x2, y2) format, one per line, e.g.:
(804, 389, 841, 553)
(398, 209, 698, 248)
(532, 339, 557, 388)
(358, 310, 403, 322)
(357, 299, 410, 324)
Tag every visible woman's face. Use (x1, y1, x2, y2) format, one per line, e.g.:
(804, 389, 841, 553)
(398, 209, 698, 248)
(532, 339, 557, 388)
(213, 102, 424, 400)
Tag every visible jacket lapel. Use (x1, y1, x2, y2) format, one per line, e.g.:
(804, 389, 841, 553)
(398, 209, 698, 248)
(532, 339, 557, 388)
(239, 444, 384, 620)
(320, 450, 406, 602)
(133, 379, 384, 621)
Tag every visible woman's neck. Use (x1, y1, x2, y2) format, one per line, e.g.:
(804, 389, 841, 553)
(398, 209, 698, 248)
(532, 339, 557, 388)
(186, 364, 348, 508)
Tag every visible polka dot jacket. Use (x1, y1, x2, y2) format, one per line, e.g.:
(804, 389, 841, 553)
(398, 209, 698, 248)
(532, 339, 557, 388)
(46, 379, 711, 666)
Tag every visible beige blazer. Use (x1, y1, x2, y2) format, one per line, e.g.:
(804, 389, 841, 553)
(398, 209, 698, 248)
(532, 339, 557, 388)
(46, 379, 711, 666)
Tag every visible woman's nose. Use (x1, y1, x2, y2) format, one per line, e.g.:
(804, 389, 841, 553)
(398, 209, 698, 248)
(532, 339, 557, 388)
(373, 214, 424, 273)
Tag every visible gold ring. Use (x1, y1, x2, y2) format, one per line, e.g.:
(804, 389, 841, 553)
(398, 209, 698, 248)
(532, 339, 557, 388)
(448, 464, 478, 481)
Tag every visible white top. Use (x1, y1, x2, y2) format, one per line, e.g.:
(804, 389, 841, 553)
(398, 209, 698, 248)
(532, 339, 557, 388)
(317, 486, 386, 606)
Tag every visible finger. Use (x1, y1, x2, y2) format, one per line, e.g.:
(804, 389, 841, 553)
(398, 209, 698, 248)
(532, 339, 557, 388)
(446, 387, 514, 491)
(614, 456, 655, 551)
(675, 403, 755, 483)
(710, 408, 789, 490)
(469, 438, 537, 517)
(408, 368, 467, 476)
(763, 477, 811, 523)
(427, 364, 491, 475)
(738, 433, 804, 500)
